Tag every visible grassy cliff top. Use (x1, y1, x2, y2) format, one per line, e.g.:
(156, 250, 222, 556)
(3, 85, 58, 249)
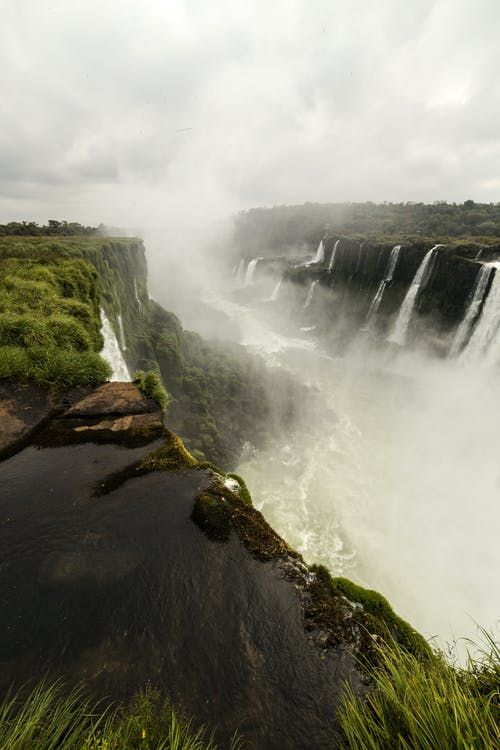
(0, 235, 147, 390)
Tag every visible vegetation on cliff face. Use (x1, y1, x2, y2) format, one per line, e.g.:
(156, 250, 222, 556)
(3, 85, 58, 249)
(339, 632, 500, 749)
(0, 249, 111, 388)
(233, 201, 500, 258)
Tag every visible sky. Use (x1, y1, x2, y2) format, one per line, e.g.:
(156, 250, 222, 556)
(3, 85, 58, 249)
(1, 0, 500, 231)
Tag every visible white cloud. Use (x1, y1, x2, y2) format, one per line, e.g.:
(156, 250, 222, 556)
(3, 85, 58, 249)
(1, 0, 499, 228)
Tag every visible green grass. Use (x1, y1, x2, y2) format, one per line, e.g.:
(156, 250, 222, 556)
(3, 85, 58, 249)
(0, 251, 114, 390)
(339, 631, 500, 749)
(0, 346, 111, 389)
(0, 682, 244, 750)
(133, 369, 170, 411)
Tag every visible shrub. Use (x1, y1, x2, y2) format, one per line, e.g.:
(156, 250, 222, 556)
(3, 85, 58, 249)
(133, 369, 170, 411)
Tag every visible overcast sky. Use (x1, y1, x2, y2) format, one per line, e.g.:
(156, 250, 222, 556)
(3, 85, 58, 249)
(1, 0, 500, 230)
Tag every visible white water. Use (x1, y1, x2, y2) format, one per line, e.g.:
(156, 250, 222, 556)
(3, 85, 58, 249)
(204, 286, 500, 658)
(460, 264, 500, 365)
(117, 313, 127, 351)
(134, 278, 142, 311)
(99, 308, 130, 381)
(244, 257, 262, 286)
(304, 279, 319, 308)
(235, 258, 246, 286)
(328, 239, 340, 273)
(365, 245, 402, 325)
(312, 239, 325, 264)
(302, 239, 325, 267)
(450, 264, 494, 357)
(269, 276, 283, 302)
(388, 245, 440, 346)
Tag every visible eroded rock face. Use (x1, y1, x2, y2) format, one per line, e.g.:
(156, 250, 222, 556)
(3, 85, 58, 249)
(0, 382, 55, 456)
(64, 382, 159, 417)
(0, 383, 371, 749)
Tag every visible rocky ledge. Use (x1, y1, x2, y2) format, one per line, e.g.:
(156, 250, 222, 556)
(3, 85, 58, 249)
(0, 381, 428, 749)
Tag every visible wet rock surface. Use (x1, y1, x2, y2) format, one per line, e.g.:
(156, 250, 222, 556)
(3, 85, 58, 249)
(0, 382, 55, 456)
(0, 384, 367, 749)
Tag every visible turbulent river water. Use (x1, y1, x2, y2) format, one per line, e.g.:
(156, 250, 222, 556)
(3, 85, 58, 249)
(204, 287, 500, 658)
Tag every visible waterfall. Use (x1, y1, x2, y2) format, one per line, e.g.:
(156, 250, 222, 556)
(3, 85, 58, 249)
(269, 276, 283, 302)
(365, 245, 402, 326)
(460, 263, 500, 364)
(134, 278, 142, 311)
(312, 239, 325, 264)
(355, 243, 364, 274)
(117, 313, 127, 351)
(388, 245, 440, 346)
(328, 239, 340, 273)
(99, 309, 131, 381)
(244, 257, 262, 286)
(304, 280, 319, 308)
(235, 258, 245, 286)
(450, 264, 494, 357)
(303, 239, 325, 267)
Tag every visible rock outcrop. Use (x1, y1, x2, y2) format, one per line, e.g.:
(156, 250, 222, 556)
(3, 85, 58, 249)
(0, 382, 382, 749)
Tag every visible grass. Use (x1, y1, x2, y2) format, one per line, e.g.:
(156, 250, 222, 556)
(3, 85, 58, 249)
(339, 630, 500, 749)
(0, 346, 111, 389)
(0, 682, 244, 750)
(0, 253, 113, 390)
(133, 369, 170, 411)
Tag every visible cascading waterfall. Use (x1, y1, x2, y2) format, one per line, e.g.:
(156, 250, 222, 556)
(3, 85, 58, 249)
(365, 245, 401, 325)
(302, 239, 325, 267)
(99, 308, 130, 381)
(235, 258, 246, 286)
(244, 257, 262, 286)
(312, 239, 325, 264)
(387, 245, 440, 346)
(459, 263, 500, 364)
(450, 264, 494, 357)
(117, 313, 128, 351)
(355, 243, 364, 274)
(328, 239, 340, 273)
(269, 276, 283, 302)
(304, 279, 319, 308)
(134, 278, 142, 311)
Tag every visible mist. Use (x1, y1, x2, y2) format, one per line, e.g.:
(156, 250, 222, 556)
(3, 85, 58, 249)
(2, 0, 500, 660)
(173, 259, 500, 660)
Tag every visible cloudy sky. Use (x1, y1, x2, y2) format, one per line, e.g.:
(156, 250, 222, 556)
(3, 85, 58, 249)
(1, 0, 500, 230)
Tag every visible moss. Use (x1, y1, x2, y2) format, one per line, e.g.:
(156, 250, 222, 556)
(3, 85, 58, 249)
(303, 564, 356, 649)
(191, 485, 233, 542)
(138, 430, 198, 472)
(332, 575, 432, 661)
(226, 473, 252, 506)
(133, 369, 170, 411)
(304, 566, 431, 663)
(197, 460, 225, 475)
(192, 479, 298, 561)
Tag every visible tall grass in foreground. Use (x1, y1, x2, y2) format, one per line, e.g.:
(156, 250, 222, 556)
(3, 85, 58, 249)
(0, 683, 243, 750)
(339, 630, 500, 749)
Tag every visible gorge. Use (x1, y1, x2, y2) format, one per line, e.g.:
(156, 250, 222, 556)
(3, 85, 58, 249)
(0, 213, 499, 747)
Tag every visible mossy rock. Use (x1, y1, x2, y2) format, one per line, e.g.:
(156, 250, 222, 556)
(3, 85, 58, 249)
(307, 567, 431, 663)
(226, 473, 253, 506)
(139, 430, 198, 472)
(192, 480, 298, 561)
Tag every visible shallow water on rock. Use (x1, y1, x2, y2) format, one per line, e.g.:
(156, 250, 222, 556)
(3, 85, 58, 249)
(0, 437, 361, 749)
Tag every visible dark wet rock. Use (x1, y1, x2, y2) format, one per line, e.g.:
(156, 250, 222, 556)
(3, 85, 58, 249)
(0, 396, 369, 750)
(0, 382, 55, 457)
(63, 381, 159, 417)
